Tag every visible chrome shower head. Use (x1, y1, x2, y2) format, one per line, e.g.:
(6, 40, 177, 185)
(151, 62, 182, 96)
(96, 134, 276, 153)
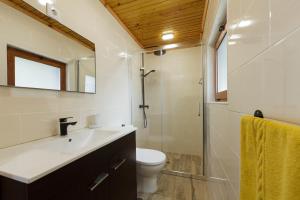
(153, 49, 166, 56)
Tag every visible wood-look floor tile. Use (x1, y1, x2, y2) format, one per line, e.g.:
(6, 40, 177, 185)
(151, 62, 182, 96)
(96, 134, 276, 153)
(164, 152, 202, 175)
(149, 174, 192, 200)
(192, 179, 210, 200)
(147, 174, 213, 200)
(191, 155, 202, 175)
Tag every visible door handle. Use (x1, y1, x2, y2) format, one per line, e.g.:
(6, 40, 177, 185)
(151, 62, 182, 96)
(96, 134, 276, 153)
(198, 102, 201, 117)
(113, 158, 127, 171)
(89, 173, 109, 191)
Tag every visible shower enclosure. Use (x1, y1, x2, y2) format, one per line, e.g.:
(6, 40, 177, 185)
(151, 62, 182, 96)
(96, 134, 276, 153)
(131, 46, 204, 176)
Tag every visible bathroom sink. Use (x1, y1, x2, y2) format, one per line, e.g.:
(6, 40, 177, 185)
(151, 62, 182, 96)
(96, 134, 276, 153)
(94, 129, 120, 137)
(39, 129, 119, 154)
(0, 125, 137, 184)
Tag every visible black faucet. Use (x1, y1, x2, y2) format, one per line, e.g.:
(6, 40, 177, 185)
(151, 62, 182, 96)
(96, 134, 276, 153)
(59, 117, 77, 136)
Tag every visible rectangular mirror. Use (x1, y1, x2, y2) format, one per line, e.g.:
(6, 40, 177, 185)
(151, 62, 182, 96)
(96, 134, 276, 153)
(0, 1, 96, 93)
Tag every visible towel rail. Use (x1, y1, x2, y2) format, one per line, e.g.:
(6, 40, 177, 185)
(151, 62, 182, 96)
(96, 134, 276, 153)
(254, 110, 264, 118)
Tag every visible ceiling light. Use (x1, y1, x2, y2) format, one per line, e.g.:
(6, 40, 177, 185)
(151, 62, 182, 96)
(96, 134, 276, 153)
(162, 33, 174, 41)
(38, 0, 53, 6)
(238, 20, 253, 28)
(230, 34, 242, 40)
(163, 44, 178, 50)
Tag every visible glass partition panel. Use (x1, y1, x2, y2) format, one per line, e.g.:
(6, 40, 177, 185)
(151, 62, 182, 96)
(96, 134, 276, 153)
(133, 47, 204, 176)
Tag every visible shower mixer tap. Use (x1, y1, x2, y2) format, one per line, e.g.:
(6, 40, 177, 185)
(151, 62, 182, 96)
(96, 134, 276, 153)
(139, 105, 149, 109)
(139, 54, 156, 128)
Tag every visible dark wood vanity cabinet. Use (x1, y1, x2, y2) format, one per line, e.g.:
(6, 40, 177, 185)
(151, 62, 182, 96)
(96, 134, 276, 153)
(0, 132, 137, 200)
(109, 133, 137, 200)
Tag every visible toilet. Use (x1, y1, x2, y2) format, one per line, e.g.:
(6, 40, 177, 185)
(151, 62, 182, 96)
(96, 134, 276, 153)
(136, 148, 166, 194)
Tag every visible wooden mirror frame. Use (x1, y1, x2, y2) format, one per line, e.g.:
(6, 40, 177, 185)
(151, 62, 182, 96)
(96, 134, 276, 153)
(0, 0, 96, 93)
(0, 0, 95, 51)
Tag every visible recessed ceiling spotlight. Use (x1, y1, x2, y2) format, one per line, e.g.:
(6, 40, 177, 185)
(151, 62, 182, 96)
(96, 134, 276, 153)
(38, 0, 53, 6)
(162, 32, 174, 41)
(163, 44, 178, 50)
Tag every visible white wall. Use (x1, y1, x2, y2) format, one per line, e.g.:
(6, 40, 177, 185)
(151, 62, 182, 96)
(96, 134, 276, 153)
(203, 0, 300, 199)
(132, 47, 203, 157)
(0, 0, 140, 148)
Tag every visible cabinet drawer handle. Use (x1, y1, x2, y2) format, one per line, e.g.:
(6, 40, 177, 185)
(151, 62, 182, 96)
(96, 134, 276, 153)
(113, 158, 127, 171)
(89, 173, 109, 191)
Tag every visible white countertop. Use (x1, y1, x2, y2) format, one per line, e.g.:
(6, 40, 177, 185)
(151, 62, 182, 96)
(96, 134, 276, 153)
(0, 125, 137, 184)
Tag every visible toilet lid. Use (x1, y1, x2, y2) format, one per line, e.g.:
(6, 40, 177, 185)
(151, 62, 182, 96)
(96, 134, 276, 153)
(136, 148, 166, 166)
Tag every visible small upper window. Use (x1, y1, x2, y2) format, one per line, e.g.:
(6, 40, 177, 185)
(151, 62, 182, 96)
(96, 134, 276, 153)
(215, 25, 227, 101)
(7, 46, 67, 91)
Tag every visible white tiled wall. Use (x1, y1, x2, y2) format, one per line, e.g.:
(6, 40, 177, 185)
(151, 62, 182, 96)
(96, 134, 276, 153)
(204, 0, 300, 199)
(206, 103, 241, 200)
(0, 0, 140, 148)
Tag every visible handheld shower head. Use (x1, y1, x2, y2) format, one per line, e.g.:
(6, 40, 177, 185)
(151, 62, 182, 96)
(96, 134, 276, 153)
(144, 70, 156, 77)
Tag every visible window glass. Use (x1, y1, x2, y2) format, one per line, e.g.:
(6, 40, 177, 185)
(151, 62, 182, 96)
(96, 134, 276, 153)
(85, 75, 96, 93)
(217, 34, 227, 93)
(15, 57, 61, 90)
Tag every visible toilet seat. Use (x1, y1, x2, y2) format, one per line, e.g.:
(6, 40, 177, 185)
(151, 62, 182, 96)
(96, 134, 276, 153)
(136, 148, 166, 166)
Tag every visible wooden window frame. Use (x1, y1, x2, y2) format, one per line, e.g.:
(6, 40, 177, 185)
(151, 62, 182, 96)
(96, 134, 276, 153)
(215, 25, 227, 101)
(7, 46, 67, 91)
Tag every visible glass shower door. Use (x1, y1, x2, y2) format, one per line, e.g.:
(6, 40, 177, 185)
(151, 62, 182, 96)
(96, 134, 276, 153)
(142, 47, 204, 176)
(160, 48, 203, 176)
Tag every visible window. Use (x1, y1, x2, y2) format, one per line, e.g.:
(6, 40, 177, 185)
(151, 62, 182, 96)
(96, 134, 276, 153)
(7, 46, 67, 90)
(215, 25, 228, 101)
(84, 75, 96, 93)
(15, 57, 61, 90)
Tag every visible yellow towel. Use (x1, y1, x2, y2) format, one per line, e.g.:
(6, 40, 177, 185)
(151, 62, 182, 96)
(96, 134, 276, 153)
(240, 116, 300, 200)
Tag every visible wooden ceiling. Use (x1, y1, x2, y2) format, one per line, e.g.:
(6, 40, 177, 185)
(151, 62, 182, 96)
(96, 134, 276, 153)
(100, 0, 208, 49)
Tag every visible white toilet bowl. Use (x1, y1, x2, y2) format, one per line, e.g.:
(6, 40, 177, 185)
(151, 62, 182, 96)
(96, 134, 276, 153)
(136, 148, 166, 194)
